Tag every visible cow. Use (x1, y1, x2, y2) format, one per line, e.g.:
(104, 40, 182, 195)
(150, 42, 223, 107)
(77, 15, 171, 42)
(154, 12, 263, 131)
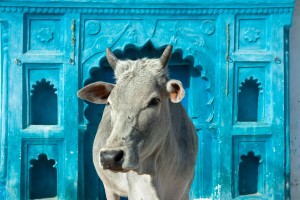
(77, 45, 198, 200)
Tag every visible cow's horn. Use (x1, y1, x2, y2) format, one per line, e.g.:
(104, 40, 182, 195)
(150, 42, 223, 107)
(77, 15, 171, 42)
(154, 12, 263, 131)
(106, 48, 118, 70)
(160, 45, 173, 68)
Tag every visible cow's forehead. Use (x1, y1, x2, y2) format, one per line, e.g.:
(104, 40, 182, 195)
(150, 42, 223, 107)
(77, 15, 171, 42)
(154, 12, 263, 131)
(110, 72, 163, 105)
(110, 63, 168, 107)
(114, 58, 167, 82)
(109, 58, 169, 107)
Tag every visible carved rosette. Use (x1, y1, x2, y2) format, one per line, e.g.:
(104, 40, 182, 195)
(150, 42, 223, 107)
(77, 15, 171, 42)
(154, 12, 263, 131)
(37, 28, 53, 42)
(85, 20, 101, 35)
(201, 20, 215, 35)
(243, 28, 260, 43)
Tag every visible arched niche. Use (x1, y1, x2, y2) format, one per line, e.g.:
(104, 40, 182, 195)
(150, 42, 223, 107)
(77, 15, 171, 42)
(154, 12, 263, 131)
(238, 77, 262, 122)
(238, 151, 261, 196)
(83, 41, 213, 123)
(30, 78, 58, 125)
(29, 153, 57, 199)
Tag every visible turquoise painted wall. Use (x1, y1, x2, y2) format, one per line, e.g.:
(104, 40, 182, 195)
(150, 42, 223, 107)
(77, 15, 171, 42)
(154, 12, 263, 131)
(0, 0, 294, 199)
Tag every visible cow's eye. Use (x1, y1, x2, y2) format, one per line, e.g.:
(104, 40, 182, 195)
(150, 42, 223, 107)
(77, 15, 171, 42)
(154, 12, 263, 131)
(148, 97, 161, 107)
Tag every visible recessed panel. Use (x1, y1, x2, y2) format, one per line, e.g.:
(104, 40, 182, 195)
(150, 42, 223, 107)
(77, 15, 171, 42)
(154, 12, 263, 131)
(234, 63, 270, 124)
(21, 138, 63, 200)
(24, 15, 63, 53)
(236, 17, 268, 51)
(23, 64, 62, 128)
(232, 136, 271, 198)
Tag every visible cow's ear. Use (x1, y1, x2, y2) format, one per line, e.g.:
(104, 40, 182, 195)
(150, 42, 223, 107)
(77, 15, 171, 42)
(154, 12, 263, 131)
(77, 82, 114, 104)
(166, 79, 185, 103)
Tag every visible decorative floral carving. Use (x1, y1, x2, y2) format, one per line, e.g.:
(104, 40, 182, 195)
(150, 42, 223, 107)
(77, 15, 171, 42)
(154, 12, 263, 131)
(169, 24, 181, 45)
(243, 28, 260, 43)
(127, 25, 137, 42)
(82, 23, 130, 60)
(37, 28, 53, 42)
(85, 20, 101, 35)
(201, 20, 215, 35)
(170, 22, 207, 49)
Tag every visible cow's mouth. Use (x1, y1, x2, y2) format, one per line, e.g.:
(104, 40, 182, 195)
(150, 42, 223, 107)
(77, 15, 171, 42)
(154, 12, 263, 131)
(109, 168, 130, 173)
(102, 162, 132, 173)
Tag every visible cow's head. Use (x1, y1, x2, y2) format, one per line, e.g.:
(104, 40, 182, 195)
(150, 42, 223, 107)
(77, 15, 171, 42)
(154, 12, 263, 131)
(77, 45, 185, 174)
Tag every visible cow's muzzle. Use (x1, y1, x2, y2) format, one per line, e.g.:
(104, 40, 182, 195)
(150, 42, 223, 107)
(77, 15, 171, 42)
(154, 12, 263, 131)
(100, 149, 125, 171)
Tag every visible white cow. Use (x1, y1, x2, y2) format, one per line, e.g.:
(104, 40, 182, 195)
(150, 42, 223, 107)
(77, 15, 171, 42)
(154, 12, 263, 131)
(77, 45, 198, 200)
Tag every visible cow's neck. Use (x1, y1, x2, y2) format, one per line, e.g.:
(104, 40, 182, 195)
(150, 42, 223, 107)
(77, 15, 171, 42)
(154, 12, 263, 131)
(135, 124, 175, 175)
(132, 128, 178, 199)
(156, 102, 193, 198)
(138, 104, 186, 198)
(132, 102, 190, 198)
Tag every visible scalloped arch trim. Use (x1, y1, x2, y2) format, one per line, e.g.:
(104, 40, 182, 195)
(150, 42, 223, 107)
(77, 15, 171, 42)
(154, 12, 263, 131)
(239, 76, 263, 93)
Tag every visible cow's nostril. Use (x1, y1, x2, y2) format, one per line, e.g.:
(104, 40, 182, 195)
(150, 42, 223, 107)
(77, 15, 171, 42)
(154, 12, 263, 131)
(100, 149, 124, 170)
(114, 150, 124, 163)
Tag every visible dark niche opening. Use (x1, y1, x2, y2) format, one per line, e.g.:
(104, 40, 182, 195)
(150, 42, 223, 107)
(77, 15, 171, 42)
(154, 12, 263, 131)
(29, 153, 57, 199)
(31, 78, 58, 125)
(238, 77, 261, 122)
(238, 151, 261, 196)
(82, 41, 195, 199)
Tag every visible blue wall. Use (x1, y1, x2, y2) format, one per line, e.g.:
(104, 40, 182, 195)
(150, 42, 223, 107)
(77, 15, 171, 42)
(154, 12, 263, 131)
(0, 0, 294, 199)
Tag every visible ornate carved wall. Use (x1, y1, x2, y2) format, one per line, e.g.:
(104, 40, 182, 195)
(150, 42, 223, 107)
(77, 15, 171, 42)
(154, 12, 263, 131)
(0, 0, 294, 199)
